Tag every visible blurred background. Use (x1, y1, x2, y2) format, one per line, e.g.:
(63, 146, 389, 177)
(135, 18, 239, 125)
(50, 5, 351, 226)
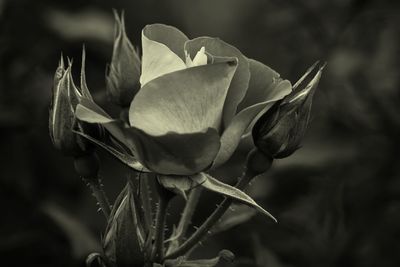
(0, 0, 399, 266)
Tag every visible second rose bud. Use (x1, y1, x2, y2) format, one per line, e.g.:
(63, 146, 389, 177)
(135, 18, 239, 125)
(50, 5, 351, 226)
(106, 11, 141, 108)
(252, 63, 325, 159)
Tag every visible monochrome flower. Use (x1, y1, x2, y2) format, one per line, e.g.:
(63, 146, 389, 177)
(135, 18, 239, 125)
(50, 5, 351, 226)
(76, 24, 291, 176)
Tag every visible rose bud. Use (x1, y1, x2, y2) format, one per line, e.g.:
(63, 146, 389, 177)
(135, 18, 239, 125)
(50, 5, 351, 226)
(49, 56, 88, 156)
(50, 49, 102, 156)
(103, 181, 145, 267)
(106, 11, 141, 107)
(252, 63, 325, 159)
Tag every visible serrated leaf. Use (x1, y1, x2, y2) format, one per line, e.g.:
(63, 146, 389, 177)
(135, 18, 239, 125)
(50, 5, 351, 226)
(191, 173, 277, 222)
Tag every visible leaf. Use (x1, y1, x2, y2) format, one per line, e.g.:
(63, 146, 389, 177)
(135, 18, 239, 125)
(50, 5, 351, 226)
(192, 173, 277, 222)
(74, 130, 149, 172)
(75, 98, 127, 147)
(76, 99, 114, 124)
(212, 204, 257, 233)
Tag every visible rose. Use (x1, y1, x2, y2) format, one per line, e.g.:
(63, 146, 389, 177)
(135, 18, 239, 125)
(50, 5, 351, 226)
(76, 23, 292, 176)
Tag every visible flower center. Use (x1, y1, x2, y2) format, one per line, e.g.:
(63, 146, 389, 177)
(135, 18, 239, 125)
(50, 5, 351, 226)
(185, 46, 208, 68)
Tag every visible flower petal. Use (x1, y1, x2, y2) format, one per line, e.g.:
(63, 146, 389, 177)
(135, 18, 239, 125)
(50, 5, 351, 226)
(185, 37, 250, 126)
(212, 79, 292, 168)
(237, 58, 283, 111)
(191, 46, 208, 66)
(144, 24, 189, 60)
(140, 24, 188, 86)
(124, 127, 221, 175)
(130, 61, 238, 136)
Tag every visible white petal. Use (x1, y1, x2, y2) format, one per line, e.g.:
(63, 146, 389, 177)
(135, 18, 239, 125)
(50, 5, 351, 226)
(140, 30, 186, 86)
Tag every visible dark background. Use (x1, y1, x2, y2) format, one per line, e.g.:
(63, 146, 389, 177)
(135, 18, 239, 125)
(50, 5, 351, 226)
(1, 0, 399, 266)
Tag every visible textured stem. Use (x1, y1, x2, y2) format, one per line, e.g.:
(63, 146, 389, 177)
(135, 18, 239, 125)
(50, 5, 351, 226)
(177, 186, 203, 241)
(140, 173, 153, 232)
(85, 178, 111, 218)
(151, 184, 171, 263)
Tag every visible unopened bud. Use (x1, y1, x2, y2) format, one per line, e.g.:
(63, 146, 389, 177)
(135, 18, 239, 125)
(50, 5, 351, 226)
(253, 63, 324, 159)
(106, 11, 141, 107)
(49, 50, 104, 156)
(49, 57, 87, 156)
(103, 181, 145, 266)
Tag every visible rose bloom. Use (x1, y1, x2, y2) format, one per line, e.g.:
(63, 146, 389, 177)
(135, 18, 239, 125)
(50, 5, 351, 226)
(76, 24, 292, 176)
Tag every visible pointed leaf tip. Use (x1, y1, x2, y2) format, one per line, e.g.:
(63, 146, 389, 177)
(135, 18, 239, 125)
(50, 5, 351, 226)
(192, 173, 277, 222)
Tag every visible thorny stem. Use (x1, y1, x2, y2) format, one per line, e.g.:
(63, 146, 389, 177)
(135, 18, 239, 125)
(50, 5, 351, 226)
(164, 169, 258, 260)
(151, 184, 171, 263)
(176, 186, 203, 241)
(166, 186, 203, 255)
(140, 173, 153, 232)
(85, 178, 111, 218)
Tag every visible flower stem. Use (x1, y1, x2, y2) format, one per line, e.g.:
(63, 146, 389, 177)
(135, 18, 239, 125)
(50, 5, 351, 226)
(177, 186, 203, 241)
(164, 170, 255, 260)
(140, 173, 153, 232)
(151, 183, 171, 263)
(85, 178, 111, 218)
(166, 186, 203, 255)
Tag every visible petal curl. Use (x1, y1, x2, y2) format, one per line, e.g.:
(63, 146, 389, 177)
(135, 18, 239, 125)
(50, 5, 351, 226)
(143, 24, 189, 60)
(185, 37, 250, 127)
(130, 61, 238, 136)
(140, 24, 187, 86)
(125, 127, 221, 175)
